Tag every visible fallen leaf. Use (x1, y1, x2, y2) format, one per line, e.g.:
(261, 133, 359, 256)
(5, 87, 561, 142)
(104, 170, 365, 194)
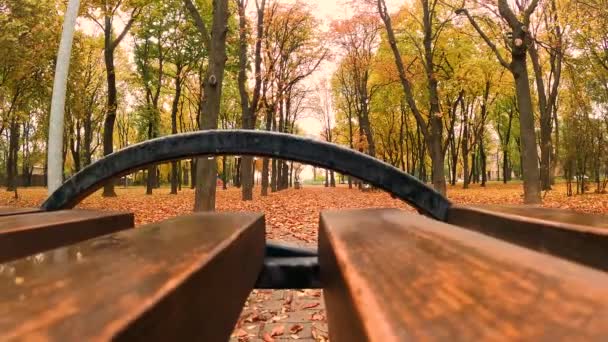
(290, 324, 304, 334)
(234, 329, 248, 338)
(270, 314, 288, 322)
(262, 333, 275, 342)
(301, 302, 320, 309)
(270, 325, 285, 337)
(310, 312, 325, 321)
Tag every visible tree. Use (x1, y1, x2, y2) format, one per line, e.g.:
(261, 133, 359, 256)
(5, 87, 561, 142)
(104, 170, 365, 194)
(1, 0, 60, 191)
(237, 0, 265, 201)
(85, 0, 144, 197)
(132, 2, 167, 194)
(376, 0, 451, 195)
(457, 0, 542, 203)
(66, 33, 106, 173)
(185, 0, 230, 211)
(312, 80, 336, 187)
(258, 0, 326, 196)
(331, 13, 382, 158)
(528, 0, 564, 190)
(166, 1, 203, 194)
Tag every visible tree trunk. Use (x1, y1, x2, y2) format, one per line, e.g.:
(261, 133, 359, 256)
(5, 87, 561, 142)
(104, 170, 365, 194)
(222, 155, 228, 190)
(194, 0, 229, 212)
(511, 55, 541, 203)
(261, 105, 273, 196)
(236, 0, 264, 201)
(6, 119, 19, 191)
(146, 165, 155, 195)
(271, 159, 277, 192)
(423, 0, 446, 195)
(261, 158, 269, 196)
(170, 71, 182, 195)
(289, 161, 293, 187)
(102, 15, 118, 198)
(480, 142, 487, 186)
(190, 158, 196, 189)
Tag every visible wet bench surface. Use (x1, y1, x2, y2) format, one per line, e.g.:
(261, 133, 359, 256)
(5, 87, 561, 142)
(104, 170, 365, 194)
(0, 210, 134, 263)
(448, 205, 608, 271)
(0, 207, 42, 217)
(0, 212, 265, 341)
(320, 209, 608, 341)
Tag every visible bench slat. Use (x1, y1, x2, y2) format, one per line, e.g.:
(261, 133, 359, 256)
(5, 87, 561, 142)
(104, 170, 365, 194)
(0, 207, 41, 217)
(448, 205, 608, 271)
(0, 210, 134, 263)
(0, 212, 265, 341)
(320, 209, 608, 341)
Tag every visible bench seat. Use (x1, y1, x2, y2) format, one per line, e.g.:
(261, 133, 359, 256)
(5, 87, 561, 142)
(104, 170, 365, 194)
(320, 209, 608, 341)
(0, 209, 134, 263)
(448, 204, 608, 271)
(0, 212, 265, 341)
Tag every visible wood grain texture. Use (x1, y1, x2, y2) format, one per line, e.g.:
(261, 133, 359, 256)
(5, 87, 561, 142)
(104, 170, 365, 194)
(0, 207, 41, 217)
(320, 209, 608, 342)
(0, 212, 265, 341)
(448, 205, 608, 271)
(0, 209, 134, 263)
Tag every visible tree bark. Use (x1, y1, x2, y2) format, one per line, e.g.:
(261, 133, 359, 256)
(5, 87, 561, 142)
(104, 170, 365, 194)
(512, 54, 541, 203)
(237, 0, 265, 201)
(170, 69, 183, 195)
(378, 0, 446, 194)
(192, 0, 229, 212)
(261, 158, 269, 196)
(102, 15, 118, 197)
(6, 119, 19, 191)
(458, 0, 541, 202)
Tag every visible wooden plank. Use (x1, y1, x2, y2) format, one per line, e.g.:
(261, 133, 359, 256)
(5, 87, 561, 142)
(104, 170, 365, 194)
(0, 209, 134, 263)
(469, 204, 608, 229)
(448, 205, 608, 271)
(0, 212, 265, 341)
(0, 207, 42, 217)
(320, 209, 608, 342)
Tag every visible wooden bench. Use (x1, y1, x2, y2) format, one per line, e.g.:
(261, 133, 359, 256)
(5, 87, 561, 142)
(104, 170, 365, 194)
(0, 209, 134, 263)
(0, 212, 264, 341)
(448, 204, 608, 271)
(1, 131, 607, 340)
(320, 209, 608, 341)
(0, 206, 41, 217)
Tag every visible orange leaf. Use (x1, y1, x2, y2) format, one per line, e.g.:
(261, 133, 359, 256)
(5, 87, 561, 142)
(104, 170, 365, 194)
(271, 325, 285, 337)
(290, 324, 304, 334)
(302, 302, 320, 309)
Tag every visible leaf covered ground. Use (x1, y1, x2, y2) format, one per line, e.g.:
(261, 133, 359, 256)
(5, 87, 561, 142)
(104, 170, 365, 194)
(2, 183, 608, 341)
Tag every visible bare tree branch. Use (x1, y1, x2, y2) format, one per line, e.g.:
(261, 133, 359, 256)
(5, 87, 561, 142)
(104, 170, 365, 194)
(112, 8, 141, 50)
(183, 0, 211, 51)
(456, 9, 511, 69)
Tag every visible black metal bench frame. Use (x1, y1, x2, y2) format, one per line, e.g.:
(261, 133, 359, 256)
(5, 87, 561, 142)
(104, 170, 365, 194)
(41, 130, 451, 289)
(41, 130, 608, 288)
